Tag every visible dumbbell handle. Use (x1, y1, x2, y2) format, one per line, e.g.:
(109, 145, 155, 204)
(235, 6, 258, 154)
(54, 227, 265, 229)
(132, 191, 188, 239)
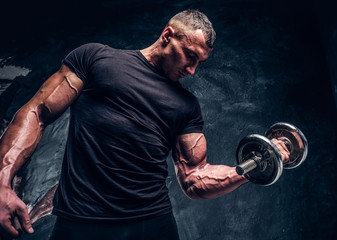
(236, 137, 291, 176)
(236, 154, 262, 176)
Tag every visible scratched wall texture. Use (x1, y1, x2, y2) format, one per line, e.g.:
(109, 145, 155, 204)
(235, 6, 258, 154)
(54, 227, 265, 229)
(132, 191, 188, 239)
(0, 0, 336, 239)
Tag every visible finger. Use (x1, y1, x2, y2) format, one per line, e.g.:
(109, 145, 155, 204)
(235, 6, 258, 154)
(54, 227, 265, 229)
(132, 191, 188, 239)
(271, 139, 290, 162)
(276, 143, 289, 161)
(280, 151, 289, 162)
(277, 144, 289, 160)
(16, 205, 34, 234)
(0, 218, 20, 238)
(13, 217, 23, 236)
(279, 142, 290, 160)
(278, 141, 290, 155)
(271, 139, 289, 154)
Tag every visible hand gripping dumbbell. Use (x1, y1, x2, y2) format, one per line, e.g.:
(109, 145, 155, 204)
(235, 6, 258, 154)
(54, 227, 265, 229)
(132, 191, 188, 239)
(236, 122, 308, 186)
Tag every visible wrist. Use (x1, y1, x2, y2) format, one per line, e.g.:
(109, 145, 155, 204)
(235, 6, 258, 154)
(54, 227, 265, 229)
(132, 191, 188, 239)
(0, 165, 15, 187)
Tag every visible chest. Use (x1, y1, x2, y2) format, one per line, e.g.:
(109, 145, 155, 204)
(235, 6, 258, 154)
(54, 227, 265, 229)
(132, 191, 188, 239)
(85, 57, 188, 116)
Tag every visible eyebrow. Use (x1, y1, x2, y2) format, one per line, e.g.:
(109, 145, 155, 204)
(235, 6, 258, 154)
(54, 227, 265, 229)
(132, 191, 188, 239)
(190, 50, 207, 63)
(184, 47, 208, 63)
(185, 48, 199, 59)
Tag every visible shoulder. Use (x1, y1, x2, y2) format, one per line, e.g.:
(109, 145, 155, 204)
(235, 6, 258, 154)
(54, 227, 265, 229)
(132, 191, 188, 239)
(75, 42, 106, 50)
(175, 82, 199, 104)
(70, 43, 111, 55)
(64, 43, 115, 67)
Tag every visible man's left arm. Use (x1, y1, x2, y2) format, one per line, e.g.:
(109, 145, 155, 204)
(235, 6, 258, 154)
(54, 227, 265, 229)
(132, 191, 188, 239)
(172, 133, 289, 200)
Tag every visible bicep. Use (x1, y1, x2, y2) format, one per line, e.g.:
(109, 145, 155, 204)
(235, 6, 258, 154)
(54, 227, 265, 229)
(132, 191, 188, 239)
(173, 133, 207, 178)
(25, 64, 84, 125)
(173, 133, 247, 199)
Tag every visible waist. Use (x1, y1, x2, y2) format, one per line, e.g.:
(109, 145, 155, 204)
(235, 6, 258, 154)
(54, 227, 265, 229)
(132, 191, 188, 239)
(50, 212, 180, 240)
(52, 176, 172, 222)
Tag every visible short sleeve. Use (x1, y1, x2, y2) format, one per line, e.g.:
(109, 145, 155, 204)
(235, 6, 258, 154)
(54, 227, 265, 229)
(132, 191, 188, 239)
(62, 43, 105, 84)
(180, 99, 204, 135)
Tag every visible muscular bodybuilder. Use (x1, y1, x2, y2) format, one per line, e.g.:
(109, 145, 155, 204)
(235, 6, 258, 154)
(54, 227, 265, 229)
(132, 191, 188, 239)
(0, 10, 289, 240)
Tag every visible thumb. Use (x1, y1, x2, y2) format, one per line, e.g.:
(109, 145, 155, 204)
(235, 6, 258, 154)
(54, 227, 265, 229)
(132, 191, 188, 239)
(16, 205, 34, 234)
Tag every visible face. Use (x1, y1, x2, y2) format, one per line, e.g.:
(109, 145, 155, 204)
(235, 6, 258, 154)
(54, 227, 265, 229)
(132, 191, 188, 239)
(161, 28, 212, 82)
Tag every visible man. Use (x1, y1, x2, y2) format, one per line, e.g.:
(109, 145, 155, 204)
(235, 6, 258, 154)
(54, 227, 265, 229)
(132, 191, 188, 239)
(0, 10, 289, 240)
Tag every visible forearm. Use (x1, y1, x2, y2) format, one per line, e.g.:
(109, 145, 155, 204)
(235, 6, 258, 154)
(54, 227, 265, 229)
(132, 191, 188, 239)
(180, 164, 249, 200)
(0, 105, 44, 187)
(0, 65, 82, 238)
(173, 133, 249, 200)
(0, 65, 83, 188)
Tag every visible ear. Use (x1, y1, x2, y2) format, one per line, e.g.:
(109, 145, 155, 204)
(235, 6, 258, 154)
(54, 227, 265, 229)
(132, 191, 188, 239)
(161, 26, 174, 46)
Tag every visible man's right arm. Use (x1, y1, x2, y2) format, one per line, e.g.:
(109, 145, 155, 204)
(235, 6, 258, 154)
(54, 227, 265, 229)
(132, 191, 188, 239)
(0, 64, 84, 239)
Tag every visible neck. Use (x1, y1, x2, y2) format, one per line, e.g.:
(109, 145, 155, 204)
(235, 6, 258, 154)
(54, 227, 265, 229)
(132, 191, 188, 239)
(140, 41, 163, 71)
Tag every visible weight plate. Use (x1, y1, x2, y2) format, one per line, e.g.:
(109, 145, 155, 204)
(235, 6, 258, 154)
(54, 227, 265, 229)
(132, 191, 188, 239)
(236, 134, 283, 186)
(265, 122, 308, 169)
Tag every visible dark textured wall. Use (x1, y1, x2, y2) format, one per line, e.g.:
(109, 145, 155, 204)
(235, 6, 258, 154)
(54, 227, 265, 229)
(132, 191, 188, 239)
(315, 1, 337, 109)
(1, 0, 336, 239)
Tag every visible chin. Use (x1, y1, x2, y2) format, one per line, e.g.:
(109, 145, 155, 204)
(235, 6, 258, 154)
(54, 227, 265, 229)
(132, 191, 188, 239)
(165, 71, 181, 82)
(168, 75, 179, 82)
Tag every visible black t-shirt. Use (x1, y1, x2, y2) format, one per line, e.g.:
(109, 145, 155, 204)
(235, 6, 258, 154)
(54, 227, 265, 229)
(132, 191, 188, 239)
(52, 43, 204, 221)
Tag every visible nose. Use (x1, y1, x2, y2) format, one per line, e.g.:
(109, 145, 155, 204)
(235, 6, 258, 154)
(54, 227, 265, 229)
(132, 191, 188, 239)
(186, 64, 197, 75)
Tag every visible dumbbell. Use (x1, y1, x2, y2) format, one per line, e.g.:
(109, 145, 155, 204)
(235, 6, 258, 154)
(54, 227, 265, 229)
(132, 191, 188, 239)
(236, 122, 308, 186)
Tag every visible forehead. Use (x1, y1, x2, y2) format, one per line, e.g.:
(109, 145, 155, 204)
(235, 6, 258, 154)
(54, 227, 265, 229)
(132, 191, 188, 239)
(182, 29, 212, 61)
